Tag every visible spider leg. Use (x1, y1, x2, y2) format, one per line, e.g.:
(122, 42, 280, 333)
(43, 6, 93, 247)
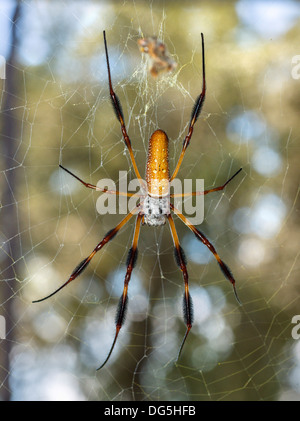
(59, 165, 137, 197)
(32, 207, 139, 303)
(170, 33, 206, 182)
(171, 204, 241, 304)
(167, 214, 193, 363)
(97, 213, 142, 370)
(103, 31, 144, 186)
(170, 168, 242, 198)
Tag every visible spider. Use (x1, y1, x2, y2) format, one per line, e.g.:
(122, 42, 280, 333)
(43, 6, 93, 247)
(33, 31, 242, 370)
(137, 36, 177, 77)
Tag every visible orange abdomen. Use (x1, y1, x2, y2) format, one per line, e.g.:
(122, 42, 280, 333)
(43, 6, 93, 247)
(146, 130, 170, 197)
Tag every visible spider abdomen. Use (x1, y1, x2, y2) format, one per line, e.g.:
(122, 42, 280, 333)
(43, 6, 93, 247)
(146, 129, 170, 197)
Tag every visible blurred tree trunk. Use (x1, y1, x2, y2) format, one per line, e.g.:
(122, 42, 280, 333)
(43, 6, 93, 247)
(0, 0, 21, 402)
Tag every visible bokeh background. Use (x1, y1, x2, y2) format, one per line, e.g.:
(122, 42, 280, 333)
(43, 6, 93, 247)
(0, 0, 300, 401)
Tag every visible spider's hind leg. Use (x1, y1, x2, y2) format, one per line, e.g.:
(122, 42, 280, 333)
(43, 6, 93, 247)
(171, 204, 241, 305)
(167, 214, 194, 363)
(97, 213, 142, 370)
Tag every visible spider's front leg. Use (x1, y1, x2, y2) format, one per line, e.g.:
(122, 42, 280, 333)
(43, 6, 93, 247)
(103, 31, 144, 186)
(170, 33, 206, 182)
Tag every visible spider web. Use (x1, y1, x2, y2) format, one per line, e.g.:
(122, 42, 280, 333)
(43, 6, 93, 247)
(1, 0, 300, 402)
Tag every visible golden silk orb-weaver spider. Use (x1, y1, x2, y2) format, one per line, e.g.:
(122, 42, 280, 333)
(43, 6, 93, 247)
(33, 31, 242, 370)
